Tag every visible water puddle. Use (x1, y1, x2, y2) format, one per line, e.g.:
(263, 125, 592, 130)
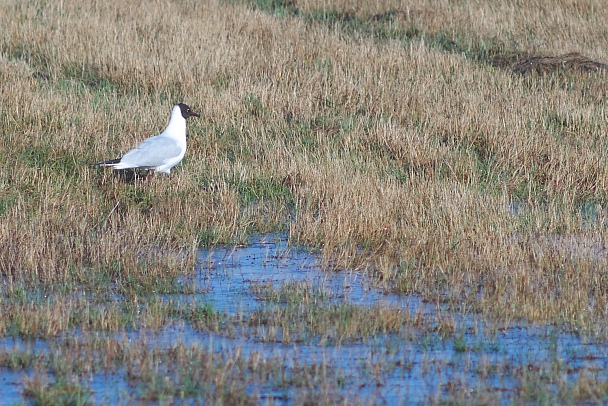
(195, 234, 426, 313)
(0, 369, 30, 405)
(1, 234, 608, 404)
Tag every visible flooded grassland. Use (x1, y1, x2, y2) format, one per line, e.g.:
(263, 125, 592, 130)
(2, 0, 608, 404)
(2, 236, 608, 404)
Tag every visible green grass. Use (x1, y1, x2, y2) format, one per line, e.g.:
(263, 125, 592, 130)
(2, 0, 608, 402)
(24, 376, 92, 406)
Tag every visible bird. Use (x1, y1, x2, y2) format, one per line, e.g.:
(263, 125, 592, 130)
(95, 103, 200, 180)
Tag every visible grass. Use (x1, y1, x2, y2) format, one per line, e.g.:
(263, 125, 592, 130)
(2, 0, 608, 403)
(24, 375, 92, 406)
(249, 281, 413, 343)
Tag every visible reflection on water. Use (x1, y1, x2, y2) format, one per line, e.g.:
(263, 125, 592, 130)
(1, 235, 608, 404)
(196, 234, 424, 313)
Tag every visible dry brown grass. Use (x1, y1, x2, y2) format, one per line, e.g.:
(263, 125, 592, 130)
(1, 0, 608, 340)
(291, 0, 608, 58)
(494, 52, 608, 74)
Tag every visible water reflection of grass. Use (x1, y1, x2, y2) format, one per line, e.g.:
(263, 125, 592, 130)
(2, 0, 608, 402)
(5, 240, 607, 403)
(4, 324, 608, 404)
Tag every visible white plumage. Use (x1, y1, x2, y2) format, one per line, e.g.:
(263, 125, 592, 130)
(95, 103, 199, 178)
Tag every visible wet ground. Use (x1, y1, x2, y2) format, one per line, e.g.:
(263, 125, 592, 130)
(2, 235, 608, 404)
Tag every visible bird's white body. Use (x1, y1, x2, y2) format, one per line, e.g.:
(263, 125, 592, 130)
(96, 104, 198, 176)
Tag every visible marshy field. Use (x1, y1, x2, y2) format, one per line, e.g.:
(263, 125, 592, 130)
(2, 0, 608, 404)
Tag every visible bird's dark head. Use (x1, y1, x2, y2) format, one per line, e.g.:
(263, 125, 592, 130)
(177, 103, 200, 119)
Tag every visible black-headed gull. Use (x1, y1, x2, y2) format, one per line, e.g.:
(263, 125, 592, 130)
(95, 103, 199, 180)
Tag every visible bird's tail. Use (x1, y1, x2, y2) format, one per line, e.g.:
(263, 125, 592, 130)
(94, 158, 122, 167)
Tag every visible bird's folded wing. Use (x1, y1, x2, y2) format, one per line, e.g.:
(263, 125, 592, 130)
(120, 136, 183, 168)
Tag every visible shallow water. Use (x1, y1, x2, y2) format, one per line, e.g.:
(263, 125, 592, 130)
(2, 235, 608, 404)
(195, 234, 429, 313)
(1, 369, 29, 405)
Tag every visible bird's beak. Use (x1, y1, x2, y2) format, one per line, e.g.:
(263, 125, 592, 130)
(191, 112, 200, 118)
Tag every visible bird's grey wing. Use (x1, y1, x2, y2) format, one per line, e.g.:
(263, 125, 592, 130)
(120, 136, 182, 168)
